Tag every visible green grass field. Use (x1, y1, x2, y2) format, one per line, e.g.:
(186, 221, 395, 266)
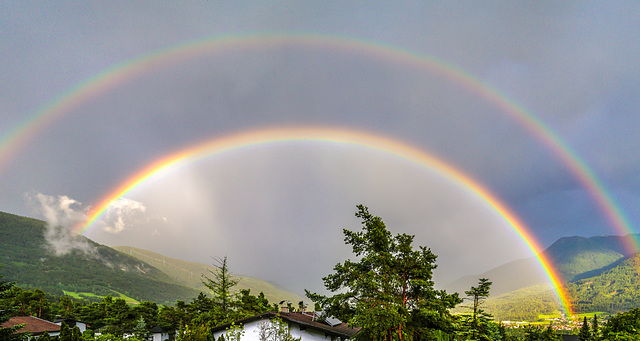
(63, 290, 139, 304)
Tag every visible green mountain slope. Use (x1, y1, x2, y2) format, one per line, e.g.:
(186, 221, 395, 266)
(567, 254, 640, 314)
(544, 235, 632, 281)
(113, 246, 305, 305)
(0, 211, 200, 304)
(446, 234, 640, 320)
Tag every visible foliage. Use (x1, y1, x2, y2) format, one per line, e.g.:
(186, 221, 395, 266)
(602, 308, 640, 340)
(592, 314, 600, 341)
(0, 268, 26, 340)
(579, 317, 591, 341)
(459, 278, 496, 341)
(176, 323, 212, 341)
(202, 256, 240, 316)
(223, 323, 244, 341)
(256, 316, 302, 341)
(133, 317, 149, 340)
(306, 205, 461, 341)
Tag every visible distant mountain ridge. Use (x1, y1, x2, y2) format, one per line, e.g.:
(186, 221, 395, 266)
(445, 233, 640, 318)
(112, 246, 305, 305)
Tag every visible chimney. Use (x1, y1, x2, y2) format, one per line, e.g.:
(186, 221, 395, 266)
(279, 301, 291, 314)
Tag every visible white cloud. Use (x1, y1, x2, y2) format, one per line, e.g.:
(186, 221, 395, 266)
(98, 197, 148, 233)
(25, 193, 95, 256)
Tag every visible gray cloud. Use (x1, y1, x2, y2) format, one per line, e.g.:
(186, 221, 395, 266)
(2, 2, 640, 295)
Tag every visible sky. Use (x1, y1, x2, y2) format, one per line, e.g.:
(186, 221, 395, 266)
(1, 2, 639, 296)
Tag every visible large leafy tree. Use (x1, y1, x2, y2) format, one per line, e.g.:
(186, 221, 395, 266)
(602, 308, 640, 340)
(306, 205, 461, 341)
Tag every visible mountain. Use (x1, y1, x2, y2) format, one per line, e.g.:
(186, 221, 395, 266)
(112, 246, 305, 305)
(567, 253, 640, 314)
(445, 234, 640, 319)
(444, 257, 547, 297)
(544, 235, 634, 281)
(0, 211, 200, 304)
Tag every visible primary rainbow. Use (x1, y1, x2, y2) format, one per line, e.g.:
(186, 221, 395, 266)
(73, 126, 574, 315)
(1, 33, 634, 252)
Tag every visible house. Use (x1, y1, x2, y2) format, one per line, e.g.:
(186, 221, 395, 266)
(1, 316, 61, 337)
(54, 318, 88, 333)
(211, 311, 359, 341)
(150, 325, 171, 341)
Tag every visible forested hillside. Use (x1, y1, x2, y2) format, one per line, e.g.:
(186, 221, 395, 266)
(544, 235, 633, 281)
(567, 254, 640, 314)
(0, 211, 200, 304)
(448, 234, 640, 320)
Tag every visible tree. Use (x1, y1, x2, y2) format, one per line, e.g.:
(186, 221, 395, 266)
(0, 268, 25, 340)
(306, 205, 461, 341)
(591, 314, 599, 341)
(602, 308, 640, 340)
(256, 317, 302, 341)
(462, 278, 493, 340)
(542, 324, 561, 341)
(579, 316, 591, 341)
(202, 256, 240, 316)
(133, 317, 149, 341)
(236, 289, 270, 317)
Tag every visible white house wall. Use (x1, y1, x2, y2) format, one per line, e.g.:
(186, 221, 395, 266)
(213, 319, 337, 341)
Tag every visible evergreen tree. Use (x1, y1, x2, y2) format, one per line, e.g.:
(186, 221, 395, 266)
(462, 278, 493, 341)
(306, 205, 461, 341)
(133, 317, 149, 341)
(71, 325, 82, 341)
(202, 256, 239, 316)
(578, 316, 591, 341)
(59, 323, 72, 341)
(591, 314, 599, 341)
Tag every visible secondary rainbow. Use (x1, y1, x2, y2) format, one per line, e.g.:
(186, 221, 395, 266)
(1, 33, 634, 252)
(72, 126, 574, 315)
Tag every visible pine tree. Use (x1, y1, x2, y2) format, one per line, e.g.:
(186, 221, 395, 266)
(202, 256, 239, 316)
(59, 323, 72, 341)
(578, 316, 591, 341)
(134, 316, 149, 341)
(591, 314, 599, 341)
(463, 278, 493, 340)
(306, 205, 461, 341)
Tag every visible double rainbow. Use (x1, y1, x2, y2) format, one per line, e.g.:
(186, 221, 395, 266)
(2, 32, 634, 315)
